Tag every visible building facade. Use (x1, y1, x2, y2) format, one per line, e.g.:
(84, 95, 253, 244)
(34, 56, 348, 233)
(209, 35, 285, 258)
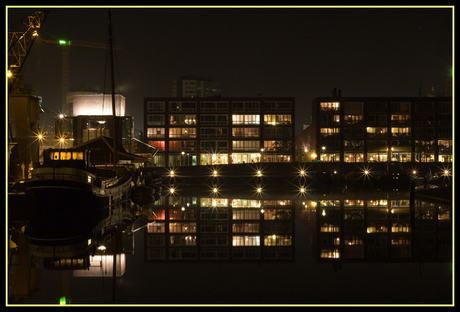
(143, 97, 296, 167)
(298, 97, 452, 163)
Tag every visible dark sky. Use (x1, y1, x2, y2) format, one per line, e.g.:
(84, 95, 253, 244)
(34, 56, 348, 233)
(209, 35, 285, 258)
(7, 6, 453, 135)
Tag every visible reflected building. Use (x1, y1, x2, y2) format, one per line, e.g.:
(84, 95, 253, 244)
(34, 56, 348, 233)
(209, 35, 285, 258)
(144, 195, 295, 261)
(296, 193, 452, 262)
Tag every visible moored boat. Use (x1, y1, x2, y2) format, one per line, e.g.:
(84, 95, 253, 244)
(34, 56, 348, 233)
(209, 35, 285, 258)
(24, 148, 133, 260)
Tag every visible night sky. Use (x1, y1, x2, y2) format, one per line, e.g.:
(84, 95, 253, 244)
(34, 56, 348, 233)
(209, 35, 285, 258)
(7, 6, 453, 135)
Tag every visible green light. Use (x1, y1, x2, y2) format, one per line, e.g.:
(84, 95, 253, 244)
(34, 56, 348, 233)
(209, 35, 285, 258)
(59, 40, 68, 45)
(60, 296, 66, 305)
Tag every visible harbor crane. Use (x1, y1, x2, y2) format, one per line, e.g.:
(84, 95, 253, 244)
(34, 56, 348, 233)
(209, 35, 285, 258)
(35, 37, 123, 115)
(8, 10, 48, 93)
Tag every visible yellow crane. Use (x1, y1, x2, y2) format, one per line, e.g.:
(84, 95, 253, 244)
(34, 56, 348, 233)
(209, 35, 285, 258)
(8, 10, 48, 93)
(36, 37, 123, 115)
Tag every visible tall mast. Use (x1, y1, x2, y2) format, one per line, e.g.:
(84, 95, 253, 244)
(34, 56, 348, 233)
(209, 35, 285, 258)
(108, 9, 117, 164)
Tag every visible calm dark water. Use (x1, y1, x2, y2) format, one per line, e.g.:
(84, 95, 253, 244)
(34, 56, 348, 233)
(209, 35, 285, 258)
(8, 190, 452, 306)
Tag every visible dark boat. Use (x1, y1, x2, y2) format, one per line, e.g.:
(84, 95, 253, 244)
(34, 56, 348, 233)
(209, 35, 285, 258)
(24, 148, 133, 260)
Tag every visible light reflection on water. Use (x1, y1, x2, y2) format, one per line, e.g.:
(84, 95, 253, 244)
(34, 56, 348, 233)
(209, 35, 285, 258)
(8, 190, 452, 305)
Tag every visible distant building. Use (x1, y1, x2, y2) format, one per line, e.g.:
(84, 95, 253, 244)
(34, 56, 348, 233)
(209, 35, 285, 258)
(70, 93, 126, 117)
(143, 97, 295, 167)
(296, 96, 452, 163)
(56, 93, 134, 153)
(172, 76, 221, 98)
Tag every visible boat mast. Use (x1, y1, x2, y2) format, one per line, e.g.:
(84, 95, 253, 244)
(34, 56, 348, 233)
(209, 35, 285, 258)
(108, 9, 117, 164)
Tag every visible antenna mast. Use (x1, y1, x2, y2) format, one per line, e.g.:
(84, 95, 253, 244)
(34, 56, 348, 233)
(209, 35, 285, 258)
(108, 9, 117, 164)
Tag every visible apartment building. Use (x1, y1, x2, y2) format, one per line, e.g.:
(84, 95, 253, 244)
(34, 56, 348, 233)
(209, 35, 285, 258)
(143, 97, 295, 167)
(298, 97, 452, 163)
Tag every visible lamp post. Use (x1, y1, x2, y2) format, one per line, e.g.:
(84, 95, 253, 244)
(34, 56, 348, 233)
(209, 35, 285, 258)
(37, 132, 43, 165)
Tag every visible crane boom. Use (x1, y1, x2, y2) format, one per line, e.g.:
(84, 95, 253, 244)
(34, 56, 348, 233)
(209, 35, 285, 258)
(8, 10, 48, 92)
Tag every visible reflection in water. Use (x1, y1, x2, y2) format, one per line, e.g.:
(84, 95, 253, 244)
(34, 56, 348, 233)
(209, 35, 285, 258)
(144, 196, 294, 261)
(8, 190, 452, 305)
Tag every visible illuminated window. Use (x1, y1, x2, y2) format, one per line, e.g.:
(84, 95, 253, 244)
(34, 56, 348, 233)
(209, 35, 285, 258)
(264, 235, 292, 246)
(60, 151, 71, 160)
(263, 115, 291, 125)
(391, 127, 411, 137)
(170, 235, 196, 246)
(344, 115, 363, 125)
(321, 249, 340, 258)
(232, 140, 260, 151)
(72, 152, 83, 160)
(320, 102, 340, 111)
(232, 209, 260, 220)
(147, 128, 165, 138)
(367, 127, 387, 138)
(232, 114, 260, 125)
(169, 222, 197, 233)
(147, 222, 165, 233)
(169, 114, 196, 125)
(148, 141, 165, 151)
(320, 128, 340, 137)
(232, 235, 260, 246)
